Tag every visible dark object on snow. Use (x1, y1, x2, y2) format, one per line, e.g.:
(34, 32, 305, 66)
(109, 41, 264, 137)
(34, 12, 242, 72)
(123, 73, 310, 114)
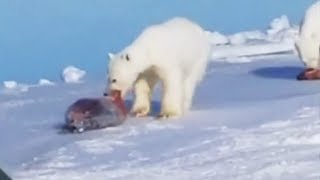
(297, 68, 320, 80)
(0, 168, 11, 180)
(65, 90, 127, 133)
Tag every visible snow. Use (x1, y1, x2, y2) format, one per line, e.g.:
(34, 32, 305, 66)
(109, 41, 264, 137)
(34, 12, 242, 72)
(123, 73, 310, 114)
(62, 66, 86, 84)
(229, 33, 247, 45)
(38, 79, 55, 86)
(211, 42, 294, 61)
(206, 31, 229, 45)
(2, 79, 55, 94)
(3, 81, 18, 89)
(207, 15, 298, 60)
(1, 15, 320, 180)
(267, 15, 291, 35)
(3, 81, 30, 93)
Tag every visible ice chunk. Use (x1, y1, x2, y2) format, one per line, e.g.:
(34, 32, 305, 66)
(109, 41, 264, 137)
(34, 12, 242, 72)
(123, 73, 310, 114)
(268, 26, 298, 44)
(228, 31, 267, 45)
(267, 15, 291, 35)
(3, 81, 18, 89)
(2, 81, 29, 93)
(62, 66, 86, 84)
(239, 30, 267, 41)
(229, 33, 247, 45)
(206, 31, 229, 45)
(38, 79, 55, 86)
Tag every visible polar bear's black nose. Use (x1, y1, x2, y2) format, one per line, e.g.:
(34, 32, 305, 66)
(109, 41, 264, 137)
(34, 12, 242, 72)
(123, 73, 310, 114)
(111, 79, 117, 83)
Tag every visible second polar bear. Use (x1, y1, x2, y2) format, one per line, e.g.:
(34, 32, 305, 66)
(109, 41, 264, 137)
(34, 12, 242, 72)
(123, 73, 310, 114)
(107, 17, 210, 118)
(296, 1, 320, 68)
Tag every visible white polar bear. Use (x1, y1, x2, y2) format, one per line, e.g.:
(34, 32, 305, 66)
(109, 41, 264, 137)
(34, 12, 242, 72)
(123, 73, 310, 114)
(296, 1, 320, 68)
(107, 17, 210, 118)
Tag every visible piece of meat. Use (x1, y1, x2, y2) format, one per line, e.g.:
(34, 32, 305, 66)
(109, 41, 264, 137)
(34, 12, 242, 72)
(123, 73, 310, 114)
(109, 90, 127, 116)
(297, 68, 320, 80)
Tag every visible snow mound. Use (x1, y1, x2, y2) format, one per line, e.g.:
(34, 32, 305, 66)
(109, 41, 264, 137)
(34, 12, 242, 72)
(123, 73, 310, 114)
(267, 15, 298, 44)
(3, 81, 29, 92)
(229, 33, 247, 45)
(267, 15, 291, 35)
(62, 66, 86, 84)
(38, 79, 55, 86)
(3, 81, 18, 89)
(211, 42, 294, 60)
(2, 79, 55, 94)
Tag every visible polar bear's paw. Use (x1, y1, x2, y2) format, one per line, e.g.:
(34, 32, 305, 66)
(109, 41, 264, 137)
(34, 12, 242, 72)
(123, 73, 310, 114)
(131, 106, 150, 118)
(157, 110, 182, 119)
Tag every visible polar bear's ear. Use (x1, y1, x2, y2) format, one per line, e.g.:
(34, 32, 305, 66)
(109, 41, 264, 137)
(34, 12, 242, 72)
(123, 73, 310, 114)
(108, 53, 115, 60)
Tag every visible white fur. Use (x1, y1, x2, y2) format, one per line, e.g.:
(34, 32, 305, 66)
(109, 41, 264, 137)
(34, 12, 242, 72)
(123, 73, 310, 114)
(107, 17, 210, 118)
(296, 1, 320, 68)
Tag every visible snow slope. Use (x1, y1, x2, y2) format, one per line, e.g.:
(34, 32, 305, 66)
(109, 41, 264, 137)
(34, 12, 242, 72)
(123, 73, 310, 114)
(2, 55, 320, 180)
(2, 16, 320, 179)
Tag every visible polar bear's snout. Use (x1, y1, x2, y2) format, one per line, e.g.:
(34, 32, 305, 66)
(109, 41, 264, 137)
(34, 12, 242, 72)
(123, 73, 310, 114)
(107, 54, 141, 98)
(106, 72, 137, 99)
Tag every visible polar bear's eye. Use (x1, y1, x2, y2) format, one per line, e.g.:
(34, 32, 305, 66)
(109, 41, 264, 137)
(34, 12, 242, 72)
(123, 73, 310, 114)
(125, 54, 130, 61)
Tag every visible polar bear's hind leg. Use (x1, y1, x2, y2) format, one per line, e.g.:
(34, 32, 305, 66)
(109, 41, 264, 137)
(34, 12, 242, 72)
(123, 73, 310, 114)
(158, 70, 183, 118)
(183, 60, 207, 113)
(183, 76, 198, 113)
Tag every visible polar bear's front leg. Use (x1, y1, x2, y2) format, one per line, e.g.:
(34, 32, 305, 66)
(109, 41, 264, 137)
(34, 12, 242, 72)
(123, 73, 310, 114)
(159, 70, 183, 118)
(132, 71, 158, 117)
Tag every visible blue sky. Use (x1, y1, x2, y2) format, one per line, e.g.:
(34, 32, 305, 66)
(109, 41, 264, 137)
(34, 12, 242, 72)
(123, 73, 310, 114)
(0, 0, 316, 83)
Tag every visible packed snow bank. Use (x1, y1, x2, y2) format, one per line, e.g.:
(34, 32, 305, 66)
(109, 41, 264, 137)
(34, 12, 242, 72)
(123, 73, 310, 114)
(2, 79, 55, 94)
(211, 42, 294, 61)
(207, 15, 299, 60)
(62, 66, 86, 84)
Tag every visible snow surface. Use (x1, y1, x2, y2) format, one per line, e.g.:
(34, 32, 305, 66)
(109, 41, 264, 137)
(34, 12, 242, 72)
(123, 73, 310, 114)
(1, 16, 320, 179)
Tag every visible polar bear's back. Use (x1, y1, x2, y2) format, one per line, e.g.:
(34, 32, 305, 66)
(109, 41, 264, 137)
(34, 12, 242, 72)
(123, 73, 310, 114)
(161, 17, 203, 32)
(133, 17, 210, 73)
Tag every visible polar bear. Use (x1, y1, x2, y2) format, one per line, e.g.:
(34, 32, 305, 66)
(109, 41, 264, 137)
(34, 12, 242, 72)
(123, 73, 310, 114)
(106, 17, 210, 118)
(295, 1, 320, 68)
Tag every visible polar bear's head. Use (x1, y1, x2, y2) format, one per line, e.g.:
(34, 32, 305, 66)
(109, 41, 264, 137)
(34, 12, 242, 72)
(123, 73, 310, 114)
(106, 47, 149, 98)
